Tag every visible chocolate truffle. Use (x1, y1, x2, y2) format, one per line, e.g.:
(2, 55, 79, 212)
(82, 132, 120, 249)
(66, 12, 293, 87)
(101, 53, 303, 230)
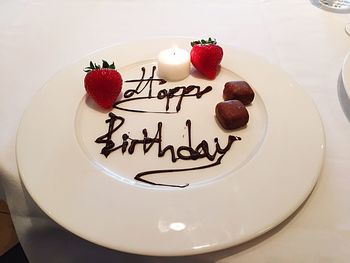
(215, 100, 249, 130)
(223, 81, 255, 105)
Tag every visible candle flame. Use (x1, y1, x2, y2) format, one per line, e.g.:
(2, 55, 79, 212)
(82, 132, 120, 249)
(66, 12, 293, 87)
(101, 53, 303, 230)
(171, 45, 179, 55)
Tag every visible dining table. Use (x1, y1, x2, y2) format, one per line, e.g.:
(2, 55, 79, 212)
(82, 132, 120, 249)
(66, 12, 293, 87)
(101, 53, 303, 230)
(1, 0, 350, 262)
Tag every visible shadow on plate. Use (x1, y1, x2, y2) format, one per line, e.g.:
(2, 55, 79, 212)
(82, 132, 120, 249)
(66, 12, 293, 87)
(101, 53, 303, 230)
(17, 177, 316, 263)
(337, 72, 350, 122)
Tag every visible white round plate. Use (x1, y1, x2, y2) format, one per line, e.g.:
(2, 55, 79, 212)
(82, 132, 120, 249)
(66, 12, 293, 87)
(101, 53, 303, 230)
(342, 51, 350, 100)
(16, 38, 325, 256)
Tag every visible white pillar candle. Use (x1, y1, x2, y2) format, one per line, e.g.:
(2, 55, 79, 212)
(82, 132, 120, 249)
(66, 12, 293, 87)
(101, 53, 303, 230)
(157, 47, 190, 81)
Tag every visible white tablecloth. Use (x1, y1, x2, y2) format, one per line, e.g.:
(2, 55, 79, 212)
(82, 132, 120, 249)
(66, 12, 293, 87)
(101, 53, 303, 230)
(1, 0, 350, 262)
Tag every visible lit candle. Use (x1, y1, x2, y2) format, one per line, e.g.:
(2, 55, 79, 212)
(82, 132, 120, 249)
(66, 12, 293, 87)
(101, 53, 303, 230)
(157, 47, 190, 81)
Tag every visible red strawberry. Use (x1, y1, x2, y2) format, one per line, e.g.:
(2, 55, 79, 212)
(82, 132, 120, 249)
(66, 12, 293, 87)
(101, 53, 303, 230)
(190, 38, 223, 80)
(84, 60, 122, 110)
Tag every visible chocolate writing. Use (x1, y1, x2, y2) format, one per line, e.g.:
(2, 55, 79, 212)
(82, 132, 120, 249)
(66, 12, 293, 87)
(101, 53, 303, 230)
(114, 66, 212, 113)
(95, 113, 241, 188)
(96, 66, 241, 188)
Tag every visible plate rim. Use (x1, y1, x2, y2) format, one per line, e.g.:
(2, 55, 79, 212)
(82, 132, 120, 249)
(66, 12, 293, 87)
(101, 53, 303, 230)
(342, 51, 350, 100)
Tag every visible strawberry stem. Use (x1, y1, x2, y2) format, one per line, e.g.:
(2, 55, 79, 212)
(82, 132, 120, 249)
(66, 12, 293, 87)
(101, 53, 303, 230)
(191, 37, 217, 47)
(84, 60, 116, 72)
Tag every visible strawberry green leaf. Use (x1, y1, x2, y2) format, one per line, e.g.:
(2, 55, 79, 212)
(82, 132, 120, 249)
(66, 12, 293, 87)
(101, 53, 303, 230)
(102, 60, 109, 68)
(84, 60, 116, 72)
(191, 37, 217, 47)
